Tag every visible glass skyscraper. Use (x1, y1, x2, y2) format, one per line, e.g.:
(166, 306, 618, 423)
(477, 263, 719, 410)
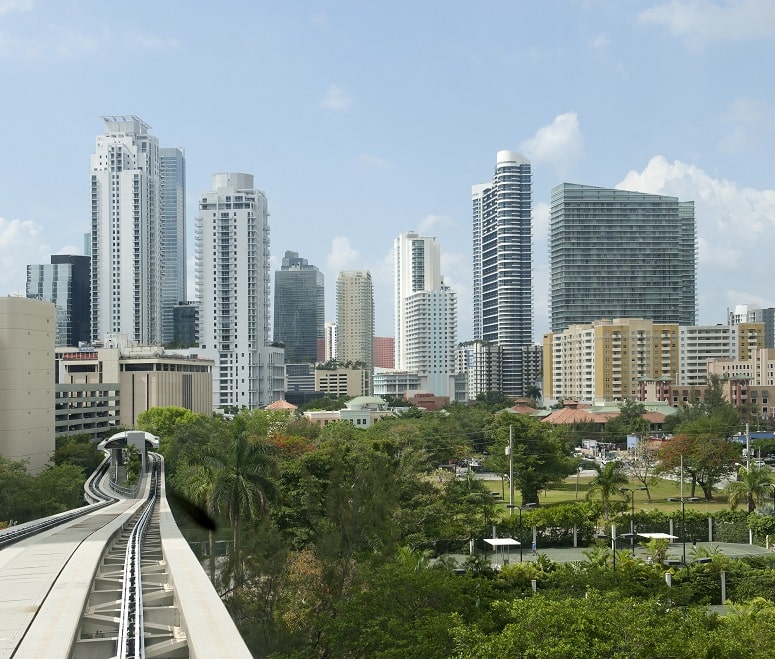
(26, 255, 90, 346)
(472, 150, 533, 397)
(550, 183, 697, 332)
(159, 147, 186, 345)
(273, 251, 324, 363)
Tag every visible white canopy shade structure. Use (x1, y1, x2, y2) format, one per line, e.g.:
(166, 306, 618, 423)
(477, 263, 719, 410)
(637, 532, 678, 540)
(484, 538, 521, 566)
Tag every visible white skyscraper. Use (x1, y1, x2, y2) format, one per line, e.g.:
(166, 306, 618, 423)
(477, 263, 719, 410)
(90, 116, 162, 344)
(196, 173, 284, 410)
(394, 231, 457, 397)
(472, 150, 532, 397)
(159, 147, 186, 345)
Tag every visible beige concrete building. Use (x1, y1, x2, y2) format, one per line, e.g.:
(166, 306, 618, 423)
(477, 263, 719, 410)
(0, 297, 55, 473)
(544, 318, 679, 404)
(56, 344, 213, 438)
(314, 364, 371, 398)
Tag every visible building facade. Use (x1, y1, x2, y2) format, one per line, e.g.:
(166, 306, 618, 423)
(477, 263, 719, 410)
(545, 318, 765, 404)
(373, 336, 395, 369)
(26, 254, 90, 346)
(729, 305, 775, 349)
(393, 232, 457, 397)
(456, 340, 502, 400)
(473, 150, 533, 396)
(55, 344, 213, 437)
(172, 301, 198, 347)
(0, 297, 55, 474)
(159, 147, 187, 345)
(273, 251, 324, 363)
(336, 271, 374, 380)
(314, 364, 371, 398)
(90, 116, 162, 345)
(196, 173, 284, 410)
(549, 183, 697, 332)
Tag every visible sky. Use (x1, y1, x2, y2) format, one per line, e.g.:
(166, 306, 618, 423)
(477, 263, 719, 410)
(2, 0, 775, 342)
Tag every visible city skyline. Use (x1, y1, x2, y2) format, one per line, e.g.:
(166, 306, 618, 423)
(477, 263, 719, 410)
(2, 2, 775, 342)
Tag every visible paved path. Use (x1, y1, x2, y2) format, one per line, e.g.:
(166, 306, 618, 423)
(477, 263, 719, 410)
(444, 541, 773, 569)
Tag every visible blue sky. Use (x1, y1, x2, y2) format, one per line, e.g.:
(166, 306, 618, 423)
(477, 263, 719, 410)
(2, 0, 775, 341)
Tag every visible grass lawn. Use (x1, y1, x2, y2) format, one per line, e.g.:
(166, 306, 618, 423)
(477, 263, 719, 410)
(485, 474, 732, 516)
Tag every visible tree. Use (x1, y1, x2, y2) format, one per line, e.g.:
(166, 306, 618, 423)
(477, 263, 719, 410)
(726, 465, 775, 512)
(628, 440, 660, 502)
(54, 434, 103, 477)
(604, 399, 650, 444)
(587, 462, 629, 520)
(658, 428, 739, 499)
(136, 406, 198, 441)
(179, 418, 278, 587)
(483, 414, 576, 504)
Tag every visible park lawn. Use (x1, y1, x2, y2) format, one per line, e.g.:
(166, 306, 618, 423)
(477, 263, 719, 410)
(486, 474, 731, 516)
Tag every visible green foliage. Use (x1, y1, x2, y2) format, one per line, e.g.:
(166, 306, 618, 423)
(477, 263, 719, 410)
(726, 464, 775, 512)
(484, 414, 576, 504)
(54, 434, 103, 477)
(0, 456, 87, 523)
(586, 462, 629, 520)
(603, 398, 650, 443)
(659, 431, 739, 499)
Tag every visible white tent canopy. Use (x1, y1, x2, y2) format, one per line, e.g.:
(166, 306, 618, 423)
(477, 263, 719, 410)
(638, 532, 678, 540)
(484, 538, 521, 547)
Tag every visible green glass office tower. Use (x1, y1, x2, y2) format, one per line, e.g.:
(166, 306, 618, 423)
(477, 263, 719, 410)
(273, 251, 324, 363)
(550, 183, 697, 332)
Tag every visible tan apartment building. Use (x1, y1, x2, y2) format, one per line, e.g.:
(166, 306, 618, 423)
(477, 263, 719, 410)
(0, 297, 56, 473)
(544, 318, 679, 404)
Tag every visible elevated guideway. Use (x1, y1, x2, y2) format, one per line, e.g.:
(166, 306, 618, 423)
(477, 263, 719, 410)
(0, 452, 251, 658)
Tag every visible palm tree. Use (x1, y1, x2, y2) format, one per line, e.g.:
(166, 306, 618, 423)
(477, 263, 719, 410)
(726, 465, 774, 513)
(186, 423, 278, 587)
(587, 462, 629, 520)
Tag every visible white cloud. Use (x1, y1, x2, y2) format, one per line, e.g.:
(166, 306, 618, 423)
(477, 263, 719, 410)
(617, 156, 775, 321)
(321, 84, 353, 111)
(520, 112, 584, 178)
(589, 33, 610, 49)
(359, 153, 391, 170)
(418, 214, 455, 234)
(0, 216, 51, 294)
(325, 236, 359, 274)
(719, 97, 775, 155)
(639, 0, 775, 48)
(0, 0, 32, 15)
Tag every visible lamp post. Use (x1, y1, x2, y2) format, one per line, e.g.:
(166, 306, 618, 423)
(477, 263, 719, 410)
(611, 533, 634, 571)
(518, 503, 536, 562)
(620, 486, 648, 555)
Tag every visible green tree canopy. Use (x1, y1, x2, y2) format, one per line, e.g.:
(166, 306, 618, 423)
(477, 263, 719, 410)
(484, 414, 576, 504)
(726, 464, 775, 512)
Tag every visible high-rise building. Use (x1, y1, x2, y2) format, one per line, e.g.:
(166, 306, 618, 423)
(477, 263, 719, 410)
(550, 184, 697, 332)
(90, 116, 162, 345)
(729, 305, 775, 349)
(472, 150, 533, 397)
(172, 301, 198, 347)
(26, 255, 90, 346)
(159, 147, 186, 345)
(324, 322, 337, 362)
(393, 232, 457, 396)
(373, 336, 395, 369)
(196, 173, 284, 410)
(273, 250, 324, 363)
(0, 297, 55, 474)
(456, 340, 502, 400)
(336, 271, 374, 379)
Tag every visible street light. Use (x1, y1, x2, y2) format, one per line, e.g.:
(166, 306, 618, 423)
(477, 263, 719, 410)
(620, 487, 648, 555)
(517, 503, 537, 562)
(611, 533, 634, 571)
